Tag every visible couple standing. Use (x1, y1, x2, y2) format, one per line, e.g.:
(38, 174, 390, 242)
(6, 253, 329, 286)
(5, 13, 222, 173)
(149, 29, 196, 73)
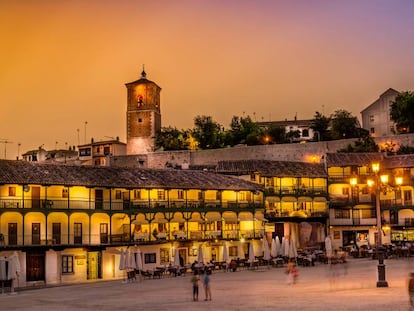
(191, 270, 212, 301)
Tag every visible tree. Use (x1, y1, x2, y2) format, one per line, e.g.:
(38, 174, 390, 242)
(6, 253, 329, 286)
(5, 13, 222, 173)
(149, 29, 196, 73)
(397, 144, 414, 155)
(330, 110, 360, 140)
(286, 130, 301, 143)
(337, 133, 378, 153)
(390, 91, 414, 133)
(155, 126, 188, 151)
(310, 111, 331, 141)
(192, 115, 224, 149)
(225, 116, 263, 146)
(266, 125, 286, 144)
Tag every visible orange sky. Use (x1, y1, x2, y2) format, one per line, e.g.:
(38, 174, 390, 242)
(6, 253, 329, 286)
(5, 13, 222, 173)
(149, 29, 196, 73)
(1, 0, 414, 159)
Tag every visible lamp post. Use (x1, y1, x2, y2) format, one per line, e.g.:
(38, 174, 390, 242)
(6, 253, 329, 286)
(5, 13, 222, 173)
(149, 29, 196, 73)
(371, 163, 388, 287)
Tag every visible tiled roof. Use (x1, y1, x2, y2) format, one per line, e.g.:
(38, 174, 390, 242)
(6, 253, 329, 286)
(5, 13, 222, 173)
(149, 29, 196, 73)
(325, 153, 384, 167)
(0, 160, 262, 191)
(383, 154, 414, 169)
(216, 160, 326, 177)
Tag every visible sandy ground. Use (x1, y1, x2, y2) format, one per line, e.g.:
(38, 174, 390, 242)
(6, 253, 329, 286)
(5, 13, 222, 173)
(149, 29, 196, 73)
(1, 257, 413, 311)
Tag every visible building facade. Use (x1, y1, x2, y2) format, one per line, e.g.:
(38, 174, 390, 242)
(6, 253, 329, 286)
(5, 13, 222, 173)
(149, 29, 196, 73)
(78, 137, 127, 166)
(327, 152, 414, 251)
(361, 88, 400, 137)
(216, 160, 329, 250)
(0, 160, 264, 287)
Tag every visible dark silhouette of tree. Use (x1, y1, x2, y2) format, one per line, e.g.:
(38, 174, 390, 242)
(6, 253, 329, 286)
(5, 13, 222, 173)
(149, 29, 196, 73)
(330, 110, 360, 139)
(266, 125, 286, 144)
(192, 115, 224, 149)
(390, 91, 414, 133)
(310, 111, 331, 141)
(286, 130, 301, 143)
(226, 115, 263, 146)
(155, 126, 188, 150)
(337, 132, 378, 153)
(397, 144, 414, 154)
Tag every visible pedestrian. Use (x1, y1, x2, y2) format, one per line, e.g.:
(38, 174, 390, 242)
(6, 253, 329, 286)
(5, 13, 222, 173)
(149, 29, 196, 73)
(191, 270, 200, 301)
(203, 269, 212, 301)
(408, 272, 414, 311)
(286, 259, 298, 285)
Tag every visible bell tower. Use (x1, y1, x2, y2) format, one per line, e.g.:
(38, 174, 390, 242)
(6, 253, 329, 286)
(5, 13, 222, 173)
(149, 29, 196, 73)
(125, 68, 161, 154)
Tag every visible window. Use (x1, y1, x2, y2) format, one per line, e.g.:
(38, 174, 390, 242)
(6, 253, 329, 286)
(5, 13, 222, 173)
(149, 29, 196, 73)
(62, 188, 68, 198)
(134, 190, 142, 200)
(160, 248, 170, 264)
(79, 148, 91, 156)
(216, 191, 221, 201)
(229, 246, 238, 257)
(177, 190, 184, 200)
(115, 190, 122, 200)
(144, 253, 156, 264)
(74, 223, 82, 244)
(138, 118, 142, 123)
(198, 191, 204, 200)
(157, 190, 165, 200)
(370, 128, 375, 134)
(103, 146, 110, 155)
(62, 255, 74, 274)
(370, 115, 374, 122)
(302, 129, 309, 137)
(8, 187, 16, 197)
(334, 209, 350, 219)
(52, 223, 61, 244)
(404, 190, 412, 202)
(342, 187, 349, 195)
(361, 209, 375, 218)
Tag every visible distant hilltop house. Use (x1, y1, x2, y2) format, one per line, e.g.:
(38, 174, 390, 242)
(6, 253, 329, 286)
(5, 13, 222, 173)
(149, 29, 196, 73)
(22, 146, 79, 164)
(78, 137, 127, 166)
(361, 88, 400, 137)
(257, 117, 315, 142)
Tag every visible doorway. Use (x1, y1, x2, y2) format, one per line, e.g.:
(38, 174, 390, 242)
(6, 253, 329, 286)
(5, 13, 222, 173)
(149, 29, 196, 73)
(26, 251, 45, 282)
(87, 251, 102, 280)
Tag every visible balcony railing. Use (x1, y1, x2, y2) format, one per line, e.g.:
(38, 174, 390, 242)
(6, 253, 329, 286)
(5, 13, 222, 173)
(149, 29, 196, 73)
(0, 228, 266, 248)
(0, 198, 263, 211)
(264, 186, 327, 196)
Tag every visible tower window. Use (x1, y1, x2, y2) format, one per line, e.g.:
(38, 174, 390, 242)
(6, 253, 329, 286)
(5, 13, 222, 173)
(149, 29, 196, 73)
(138, 118, 142, 123)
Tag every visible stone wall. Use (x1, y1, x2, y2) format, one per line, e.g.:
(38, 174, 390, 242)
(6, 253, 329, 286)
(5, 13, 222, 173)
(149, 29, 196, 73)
(110, 133, 414, 169)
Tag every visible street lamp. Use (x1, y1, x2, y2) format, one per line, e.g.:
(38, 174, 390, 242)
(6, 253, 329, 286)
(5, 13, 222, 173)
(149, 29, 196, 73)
(370, 163, 402, 287)
(371, 162, 388, 287)
(350, 163, 403, 288)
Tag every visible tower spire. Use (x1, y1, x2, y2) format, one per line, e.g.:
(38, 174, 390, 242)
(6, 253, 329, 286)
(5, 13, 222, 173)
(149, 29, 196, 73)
(141, 64, 147, 79)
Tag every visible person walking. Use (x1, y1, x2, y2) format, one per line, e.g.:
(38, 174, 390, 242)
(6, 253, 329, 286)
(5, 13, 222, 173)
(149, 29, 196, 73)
(409, 272, 414, 311)
(286, 259, 298, 285)
(203, 269, 212, 301)
(191, 271, 200, 301)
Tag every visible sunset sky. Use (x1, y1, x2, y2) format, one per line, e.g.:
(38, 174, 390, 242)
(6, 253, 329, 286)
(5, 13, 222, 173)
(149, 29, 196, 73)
(1, 0, 414, 159)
